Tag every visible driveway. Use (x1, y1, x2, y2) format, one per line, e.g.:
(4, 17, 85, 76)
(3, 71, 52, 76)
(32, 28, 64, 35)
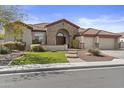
(101, 50, 124, 59)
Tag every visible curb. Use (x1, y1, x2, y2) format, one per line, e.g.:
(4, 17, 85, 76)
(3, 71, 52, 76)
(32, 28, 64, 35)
(1, 62, 124, 74)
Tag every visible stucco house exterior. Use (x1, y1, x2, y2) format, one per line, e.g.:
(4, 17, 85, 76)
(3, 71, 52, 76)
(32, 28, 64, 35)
(118, 32, 124, 48)
(4, 19, 121, 50)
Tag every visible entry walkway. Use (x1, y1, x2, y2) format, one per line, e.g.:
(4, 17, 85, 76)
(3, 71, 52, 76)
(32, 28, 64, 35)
(65, 49, 84, 63)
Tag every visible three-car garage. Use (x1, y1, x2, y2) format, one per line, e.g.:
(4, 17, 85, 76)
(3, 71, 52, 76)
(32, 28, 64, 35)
(78, 28, 121, 50)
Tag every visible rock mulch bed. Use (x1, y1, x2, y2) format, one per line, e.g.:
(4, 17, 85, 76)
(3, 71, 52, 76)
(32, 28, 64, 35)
(0, 51, 24, 66)
(78, 50, 115, 62)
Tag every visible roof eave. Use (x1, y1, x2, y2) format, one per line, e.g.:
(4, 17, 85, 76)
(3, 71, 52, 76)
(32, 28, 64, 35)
(45, 19, 80, 29)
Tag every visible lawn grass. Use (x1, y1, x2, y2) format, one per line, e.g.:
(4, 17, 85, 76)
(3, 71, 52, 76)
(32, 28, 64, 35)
(11, 51, 68, 65)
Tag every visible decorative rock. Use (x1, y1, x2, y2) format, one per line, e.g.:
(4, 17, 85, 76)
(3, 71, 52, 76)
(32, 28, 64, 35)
(0, 51, 24, 66)
(85, 52, 92, 56)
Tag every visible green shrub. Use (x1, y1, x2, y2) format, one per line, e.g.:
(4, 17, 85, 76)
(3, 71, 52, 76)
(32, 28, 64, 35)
(0, 34, 4, 40)
(88, 49, 102, 56)
(71, 39, 79, 48)
(32, 39, 41, 44)
(3, 41, 25, 51)
(16, 42, 25, 51)
(4, 41, 17, 50)
(30, 44, 45, 52)
(0, 46, 10, 54)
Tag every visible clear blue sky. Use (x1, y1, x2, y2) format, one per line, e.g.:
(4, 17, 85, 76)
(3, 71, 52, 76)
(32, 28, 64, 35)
(14, 5, 124, 32)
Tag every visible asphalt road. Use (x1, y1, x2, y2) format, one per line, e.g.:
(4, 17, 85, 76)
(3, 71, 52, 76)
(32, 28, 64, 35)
(0, 66, 124, 88)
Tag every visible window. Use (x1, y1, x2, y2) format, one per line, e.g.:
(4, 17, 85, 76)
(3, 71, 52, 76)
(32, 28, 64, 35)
(33, 32, 44, 44)
(57, 32, 64, 37)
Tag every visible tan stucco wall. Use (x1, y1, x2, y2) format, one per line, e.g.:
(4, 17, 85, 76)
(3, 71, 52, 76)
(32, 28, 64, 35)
(46, 21, 79, 46)
(22, 29, 32, 49)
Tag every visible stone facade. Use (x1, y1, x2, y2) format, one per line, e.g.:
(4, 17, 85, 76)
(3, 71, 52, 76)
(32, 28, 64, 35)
(46, 21, 79, 47)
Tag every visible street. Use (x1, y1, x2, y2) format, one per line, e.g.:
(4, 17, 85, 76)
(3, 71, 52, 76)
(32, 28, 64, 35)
(0, 66, 124, 88)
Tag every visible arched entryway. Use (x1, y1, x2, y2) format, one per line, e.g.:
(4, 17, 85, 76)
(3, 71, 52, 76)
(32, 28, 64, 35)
(56, 32, 66, 45)
(56, 29, 69, 45)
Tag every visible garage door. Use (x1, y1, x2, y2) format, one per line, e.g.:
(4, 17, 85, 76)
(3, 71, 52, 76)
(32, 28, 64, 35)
(84, 37, 94, 49)
(99, 38, 115, 49)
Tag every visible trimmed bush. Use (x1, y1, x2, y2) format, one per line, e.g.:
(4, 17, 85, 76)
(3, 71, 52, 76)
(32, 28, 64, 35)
(32, 39, 41, 44)
(0, 46, 10, 54)
(16, 42, 25, 51)
(30, 44, 45, 52)
(3, 41, 25, 51)
(88, 49, 102, 56)
(4, 41, 17, 50)
(71, 39, 79, 49)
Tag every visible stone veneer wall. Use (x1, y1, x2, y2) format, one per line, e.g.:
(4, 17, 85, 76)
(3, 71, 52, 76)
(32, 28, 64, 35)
(42, 45, 68, 51)
(46, 21, 79, 46)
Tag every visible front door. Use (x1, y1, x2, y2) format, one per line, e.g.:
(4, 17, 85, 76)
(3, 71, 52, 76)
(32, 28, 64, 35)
(56, 36, 66, 45)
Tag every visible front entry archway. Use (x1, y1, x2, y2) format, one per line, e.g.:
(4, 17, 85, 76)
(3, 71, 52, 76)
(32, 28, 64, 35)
(56, 29, 69, 45)
(56, 32, 66, 45)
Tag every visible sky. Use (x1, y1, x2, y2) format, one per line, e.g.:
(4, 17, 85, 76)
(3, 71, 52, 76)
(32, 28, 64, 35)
(1, 5, 124, 33)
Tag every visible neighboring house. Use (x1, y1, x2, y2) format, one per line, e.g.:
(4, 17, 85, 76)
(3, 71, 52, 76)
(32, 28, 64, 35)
(4, 19, 121, 50)
(118, 32, 124, 42)
(118, 32, 124, 48)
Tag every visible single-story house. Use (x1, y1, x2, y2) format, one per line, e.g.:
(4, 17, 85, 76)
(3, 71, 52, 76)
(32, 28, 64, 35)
(118, 32, 124, 48)
(4, 19, 121, 50)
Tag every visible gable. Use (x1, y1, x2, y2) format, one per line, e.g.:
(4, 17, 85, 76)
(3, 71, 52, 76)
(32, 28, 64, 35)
(46, 19, 80, 29)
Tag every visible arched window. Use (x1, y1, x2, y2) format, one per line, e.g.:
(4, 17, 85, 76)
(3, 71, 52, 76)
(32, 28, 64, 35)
(57, 32, 64, 37)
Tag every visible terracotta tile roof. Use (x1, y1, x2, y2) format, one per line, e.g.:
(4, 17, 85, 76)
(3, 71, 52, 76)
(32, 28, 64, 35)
(98, 30, 118, 36)
(83, 28, 99, 35)
(76, 28, 86, 36)
(78, 28, 86, 32)
(46, 19, 80, 29)
(10, 21, 33, 30)
(29, 23, 49, 31)
(118, 32, 124, 38)
(80, 28, 121, 37)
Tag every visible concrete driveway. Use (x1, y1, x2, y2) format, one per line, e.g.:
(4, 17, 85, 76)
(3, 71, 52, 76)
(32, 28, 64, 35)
(102, 50, 124, 59)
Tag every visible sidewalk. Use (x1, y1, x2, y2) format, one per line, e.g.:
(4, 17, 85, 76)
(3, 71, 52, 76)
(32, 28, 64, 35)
(0, 59, 124, 74)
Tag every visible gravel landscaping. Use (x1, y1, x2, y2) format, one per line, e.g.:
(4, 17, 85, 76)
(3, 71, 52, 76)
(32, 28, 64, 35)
(0, 51, 24, 66)
(78, 50, 115, 62)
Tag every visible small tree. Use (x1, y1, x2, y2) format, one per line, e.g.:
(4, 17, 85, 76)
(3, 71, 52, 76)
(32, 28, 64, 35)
(0, 34, 4, 40)
(4, 21, 27, 41)
(0, 6, 27, 39)
(71, 39, 80, 49)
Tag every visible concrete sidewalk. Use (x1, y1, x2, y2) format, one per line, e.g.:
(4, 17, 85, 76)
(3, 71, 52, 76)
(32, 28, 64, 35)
(0, 59, 124, 74)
